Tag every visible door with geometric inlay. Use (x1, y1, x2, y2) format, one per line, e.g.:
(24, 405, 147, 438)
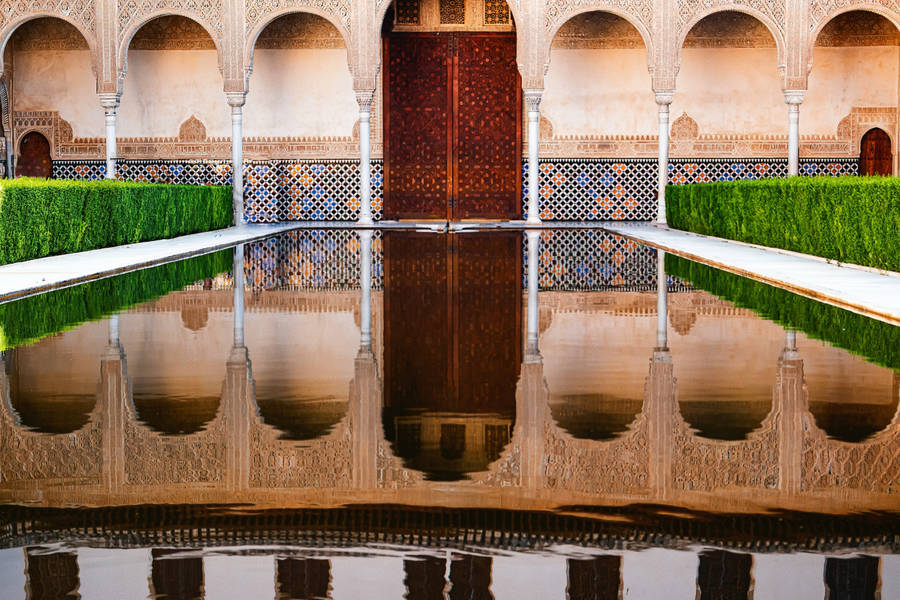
(384, 32, 521, 219)
(860, 128, 892, 176)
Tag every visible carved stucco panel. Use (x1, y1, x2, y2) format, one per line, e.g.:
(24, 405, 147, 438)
(245, 0, 352, 37)
(118, 0, 225, 43)
(809, 0, 900, 32)
(677, 0, 786, 37)
(0, 0, 96, 35)
(545, 0, 653, 41)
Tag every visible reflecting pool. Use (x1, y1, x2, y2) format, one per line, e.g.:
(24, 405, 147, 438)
(0, 229, 898, 599)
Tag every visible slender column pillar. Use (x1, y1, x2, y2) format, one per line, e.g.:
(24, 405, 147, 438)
(226, 94, 246, 225)
(785, 91, 804, 176)
(357, 91, 375, 225)
(656, 250, 668, 350)
(524, 90, 543, 224)
(99, 94, 120, 180)
(233, 244, 245, 348)
(525, 230, 541, 361)
(108, 314, 120, 347)
(359, 230, 373, 349)
(655, 92, 674, 225)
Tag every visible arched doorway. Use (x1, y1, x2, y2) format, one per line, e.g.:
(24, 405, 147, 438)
(17, 131, 51, 178)
(860, 127, 892, 175)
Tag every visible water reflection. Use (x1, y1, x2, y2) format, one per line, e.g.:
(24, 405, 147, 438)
(0, 230, 898, 598)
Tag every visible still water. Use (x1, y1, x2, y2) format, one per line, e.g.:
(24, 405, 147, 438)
(0, 229, 898, 599)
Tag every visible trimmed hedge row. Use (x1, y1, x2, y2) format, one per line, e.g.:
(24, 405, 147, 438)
(0, 249, 232, 350)
(666, 253, 900, 371)
(666, 177, 900, 272)
(0, 178, 232, 265)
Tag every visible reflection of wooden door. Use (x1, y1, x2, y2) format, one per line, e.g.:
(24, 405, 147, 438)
(17, 131, 52, 178)
(383, 232, 522, 413)
(384, 33, 521, 220)
(860, 128, 892, 176)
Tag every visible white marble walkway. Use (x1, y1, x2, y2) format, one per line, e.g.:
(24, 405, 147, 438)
(600, 223, 900, 326)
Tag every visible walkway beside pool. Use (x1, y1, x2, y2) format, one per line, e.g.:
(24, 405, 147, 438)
(0, 220, 897, 327)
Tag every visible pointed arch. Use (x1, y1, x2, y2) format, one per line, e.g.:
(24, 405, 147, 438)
(676, 7, 786, 73)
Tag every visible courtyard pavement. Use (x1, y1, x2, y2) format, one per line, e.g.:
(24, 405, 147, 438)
(0, 221, 897, 327)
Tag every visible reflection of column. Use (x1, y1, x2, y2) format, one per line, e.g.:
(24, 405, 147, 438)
(359, 231, 373, 349)
(99, 94, 120, 179)
(525, 230, 541, 361)
(25, 548, 80, 600)
(656, 251, 667, 350)
(225, 243, 252, 491)
(357, 91, 375, 225)
(775, 327, 805, 495)
(524, 90, 542, 224)
(655, 92, 674, 225)
(227, 93, 246, 225)
(785, 91, 804, 177)
(101, 315, 127, 494)
(647, 252, 675, 498)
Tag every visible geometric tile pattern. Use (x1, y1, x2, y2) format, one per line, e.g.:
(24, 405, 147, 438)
(243, 229, 384, 291)
(54, 157, 859, 223)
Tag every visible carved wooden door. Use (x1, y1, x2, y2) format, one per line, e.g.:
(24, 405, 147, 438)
(384, 33, 521, 219)
(17, 131, 52, 178)
(860, 128, 892, 176)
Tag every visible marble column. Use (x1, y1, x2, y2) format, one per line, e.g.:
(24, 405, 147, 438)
(233, 244, 245, 348)
(785, 91, 805, 177)
(225, 242, 252, 491)
(227, 93, 246, 225)
(655, 92, 674, 225)
(646, 250, 675, 498)
(99, 94, 120, 180)
(357, 91, 375, 225)
(525, 230, 541, 361)
(525, 90, 543, 224)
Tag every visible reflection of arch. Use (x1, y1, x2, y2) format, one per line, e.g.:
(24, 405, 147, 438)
(550, 394, 643, 441)
(16, 131, 52, 178)
(859, 127, 893, 176)
(679, 396, 774, 441)
(545, 7, 654, 65)
(808, 381, 900, 443)
(809, 6, 900, 63)
(117, 12, 224, 81)
(244, 9, 352, 76)
(256, 396, 348, 441)
(677, 8, 785, 70)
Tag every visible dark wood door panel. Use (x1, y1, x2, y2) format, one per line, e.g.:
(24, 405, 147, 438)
(454, 35, 521, 219)
(860, 128, 892, 176)
(384, 34, 452, 219)
(17, 131, 52, 178)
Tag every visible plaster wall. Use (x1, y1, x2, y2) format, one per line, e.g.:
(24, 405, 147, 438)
(806, 46, 899, 135)
(245, 48, 357, 138)
(543, 48, 657, 136)
(118, 50, 229, 138)
(12, 50, 104, 138)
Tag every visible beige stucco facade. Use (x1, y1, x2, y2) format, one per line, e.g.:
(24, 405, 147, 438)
(1, 0, 899, 163)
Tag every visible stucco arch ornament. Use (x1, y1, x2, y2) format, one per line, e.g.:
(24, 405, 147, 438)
(116, 11, 226, 94)
(807, 5, 900, 74)
(542, 6, 656, 77)
(123, 373, 227, 438)
(0, 13, 101, 80)
(675, 7, 787, 76)
(243, 8, 354, 94)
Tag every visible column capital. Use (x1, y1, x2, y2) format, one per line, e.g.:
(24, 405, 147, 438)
(654, 91, 675, 106)
(784, 90, 805, 106)
(523, 89, 543, 111)
(355, 90, 375, 112)
(226, 92, 247, 109)
(99, 93, 120, 110)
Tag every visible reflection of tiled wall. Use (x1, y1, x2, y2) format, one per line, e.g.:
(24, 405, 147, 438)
(54, 157, 858, 222)
(242, 229, 688, 293)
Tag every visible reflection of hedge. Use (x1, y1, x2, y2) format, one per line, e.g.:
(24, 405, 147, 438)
(666, 254, 900, 371)
(0, 250, 232, 350)
(666, 177, 900, 272)
(0, 178, 232, 265)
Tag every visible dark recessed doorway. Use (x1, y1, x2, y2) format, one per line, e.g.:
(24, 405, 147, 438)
(859, 127, 892, 176)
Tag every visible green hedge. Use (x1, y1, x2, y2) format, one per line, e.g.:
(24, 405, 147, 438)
(666, 177, 900, 272)
(666, 253, 900, 371)
(0, 249, 232, 350)
(0, 178, 232, 265)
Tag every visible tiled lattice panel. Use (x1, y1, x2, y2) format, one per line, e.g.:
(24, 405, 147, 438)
(244, 230, 384, 292)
